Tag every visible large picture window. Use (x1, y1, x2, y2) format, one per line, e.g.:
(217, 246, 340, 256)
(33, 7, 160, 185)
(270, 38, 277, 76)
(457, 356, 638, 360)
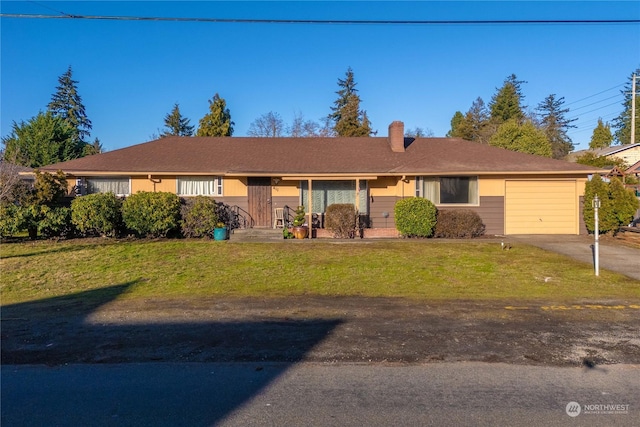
(416, 176, 478, 205)
(84, 177, 130, 196)
(300, 180, 368, 214)
(177, 176, 223, 196)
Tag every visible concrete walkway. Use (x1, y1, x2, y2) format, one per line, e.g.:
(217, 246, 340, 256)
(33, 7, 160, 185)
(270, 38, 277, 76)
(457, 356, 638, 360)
(509, 235, 640, 281)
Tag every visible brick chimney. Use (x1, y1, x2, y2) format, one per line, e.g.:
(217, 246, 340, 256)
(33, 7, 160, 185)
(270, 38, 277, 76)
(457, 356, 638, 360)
(388, 121, 405, 152)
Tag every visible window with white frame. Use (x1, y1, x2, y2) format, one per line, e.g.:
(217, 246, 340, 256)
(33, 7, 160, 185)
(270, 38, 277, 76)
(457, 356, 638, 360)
(84, 177, 130, 196)
(177, 176, 223, 196)
(415, 176, 478, 205)
(300, 180, 368, 214)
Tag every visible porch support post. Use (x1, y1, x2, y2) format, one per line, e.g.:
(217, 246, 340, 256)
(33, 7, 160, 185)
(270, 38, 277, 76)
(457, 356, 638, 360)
(355, 178, 360, 235)
(308, 178, 313, 239)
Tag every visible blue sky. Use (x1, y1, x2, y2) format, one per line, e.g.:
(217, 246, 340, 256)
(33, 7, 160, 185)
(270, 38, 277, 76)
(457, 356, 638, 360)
(1, 1, 639, 152)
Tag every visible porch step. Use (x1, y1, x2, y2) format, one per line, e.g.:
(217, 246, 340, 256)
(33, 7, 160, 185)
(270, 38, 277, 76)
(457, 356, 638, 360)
(230, 228, 284, 242)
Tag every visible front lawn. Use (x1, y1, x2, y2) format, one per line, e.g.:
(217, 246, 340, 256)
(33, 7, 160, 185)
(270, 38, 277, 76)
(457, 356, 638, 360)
(1, 239, 638, 304)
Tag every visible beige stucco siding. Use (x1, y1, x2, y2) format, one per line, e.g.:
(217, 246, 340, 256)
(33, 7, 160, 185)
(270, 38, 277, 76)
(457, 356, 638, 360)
(271, 181, 299, 197)
(505, 180, 579, 234)
(131, 176, 175, 193)
(478, 178, 506, 197)
(369, 177, 402, 197)
(223, 177, 248, 197)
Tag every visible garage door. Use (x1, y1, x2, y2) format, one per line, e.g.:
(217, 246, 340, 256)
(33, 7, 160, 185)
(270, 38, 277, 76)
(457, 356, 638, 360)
(505, 181, 578, 235)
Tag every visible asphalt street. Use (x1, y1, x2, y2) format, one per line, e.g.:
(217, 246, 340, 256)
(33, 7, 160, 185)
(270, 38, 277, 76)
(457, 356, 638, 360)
(2, 362, 639, 426)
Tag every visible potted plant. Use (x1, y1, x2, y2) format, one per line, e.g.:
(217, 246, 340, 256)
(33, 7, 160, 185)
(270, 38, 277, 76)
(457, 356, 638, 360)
(291, 205, 309, 239)
(213, 221, 229, 241)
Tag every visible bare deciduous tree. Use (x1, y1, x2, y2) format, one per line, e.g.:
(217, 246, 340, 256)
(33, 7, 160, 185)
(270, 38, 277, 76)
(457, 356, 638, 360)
(248, 111, 285, 137)
(0, 154, 31, 204)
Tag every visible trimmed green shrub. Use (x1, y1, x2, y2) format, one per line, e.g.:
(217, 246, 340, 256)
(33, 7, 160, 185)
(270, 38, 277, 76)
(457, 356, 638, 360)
(394, 197, 437, 238)
(122, 191, 181, 238)
(71, 193, 122, 237)
(181, 196, 218, 238)
(38, 206, 72, 238)
(325, 203, 358, 238)
(0, 204, 21, 238)
(434, 209, 485, 238)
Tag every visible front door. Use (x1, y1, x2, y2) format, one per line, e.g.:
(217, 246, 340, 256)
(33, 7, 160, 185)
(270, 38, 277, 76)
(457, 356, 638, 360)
(247, 177, 273, 228)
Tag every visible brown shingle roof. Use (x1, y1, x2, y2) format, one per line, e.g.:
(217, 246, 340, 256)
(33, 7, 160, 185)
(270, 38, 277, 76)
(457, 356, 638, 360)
(40, 136, 602, 176)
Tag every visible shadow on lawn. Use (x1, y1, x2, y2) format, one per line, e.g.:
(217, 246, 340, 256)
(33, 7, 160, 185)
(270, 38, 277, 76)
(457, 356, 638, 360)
(1, 282, 342, 426)
(0, 241, 107, 260)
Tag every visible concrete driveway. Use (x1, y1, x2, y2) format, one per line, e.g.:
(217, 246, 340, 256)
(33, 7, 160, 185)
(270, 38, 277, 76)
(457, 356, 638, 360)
(509, 235, 640, 281)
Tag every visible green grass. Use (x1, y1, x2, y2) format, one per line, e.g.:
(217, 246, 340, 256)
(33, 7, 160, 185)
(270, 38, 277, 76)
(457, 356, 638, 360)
(1, 239, 639, 305)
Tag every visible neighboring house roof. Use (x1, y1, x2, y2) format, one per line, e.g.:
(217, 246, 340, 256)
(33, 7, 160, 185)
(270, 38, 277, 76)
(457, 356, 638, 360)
(606, 166, 625, 177)
(627, 160, 640, 175)
(39, 136, 603, 177)
(567, 143, 640, 162)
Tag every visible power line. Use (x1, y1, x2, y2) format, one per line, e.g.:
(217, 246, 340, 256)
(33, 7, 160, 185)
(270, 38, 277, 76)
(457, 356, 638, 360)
(25, 1, 67, 17)
(1, 13, 639, 25)
(569, 94, 623, 112)
(564, 84, 624, 107)
(568, 101, 622, 121)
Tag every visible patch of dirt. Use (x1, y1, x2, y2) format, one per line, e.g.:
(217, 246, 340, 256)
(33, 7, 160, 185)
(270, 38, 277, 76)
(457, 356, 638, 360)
(2, 296, 639, 366)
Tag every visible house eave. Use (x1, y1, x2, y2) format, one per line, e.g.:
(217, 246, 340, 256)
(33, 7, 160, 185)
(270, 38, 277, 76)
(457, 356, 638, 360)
(41, 168, 603, 178)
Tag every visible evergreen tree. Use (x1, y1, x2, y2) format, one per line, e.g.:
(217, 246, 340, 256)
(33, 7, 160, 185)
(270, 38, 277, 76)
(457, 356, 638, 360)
(83, 138, 104, 156)
(575, 152, 627, 169)
(196, 94, 234, 137)
(489, 119, 552, 157)
(248, 111, 285, 137)
(161, 103, 194, 137)
(583, 174, 616, 233)
(329, 67, 372, 137)
(583, 175, 638, 233)
(489, 74, 527, 125)
(448, 98, 493, 143)
(446, 111, 465, 138)
(612, 68, 640, 144)
(536, 94, 576, 159)
(47, 66, 92, 143)
(589, 118, 613, 149)
(2, 111, 79, 167)
(609, 177, 639, 226)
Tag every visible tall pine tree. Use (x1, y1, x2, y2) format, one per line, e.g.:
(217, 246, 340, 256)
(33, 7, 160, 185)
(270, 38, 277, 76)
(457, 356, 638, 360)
(196, 94, 234, 137)
(446, 111, 465, 138)
(536, 94, 576, 159)
(329, 67, 372, 137)
(589, 118, 613, 149)
(48, 66, 92, 143)
(612, 68, 640, 145)
(489, 74, 527, 125)
(161, 103, 194, 137)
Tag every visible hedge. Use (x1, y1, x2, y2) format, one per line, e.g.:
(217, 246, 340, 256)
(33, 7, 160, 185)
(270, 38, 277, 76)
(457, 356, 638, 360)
(394, 197, 437, 238)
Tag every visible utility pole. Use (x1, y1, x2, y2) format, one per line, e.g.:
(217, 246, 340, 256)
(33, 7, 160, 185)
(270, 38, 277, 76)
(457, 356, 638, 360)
(632, 73, 637, 144)
(593, 194, 600, 277)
